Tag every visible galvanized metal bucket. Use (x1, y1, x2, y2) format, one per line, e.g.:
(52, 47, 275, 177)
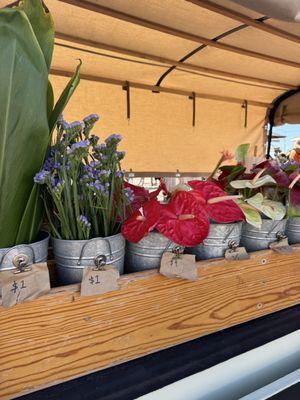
(240, 219, 287, 252)
(286, 217, 300, 244)
(0, 231, 50, 271)
(186, 222, 243, 261)
(53, 233, 125, 285)
(125, 231, 176, 273)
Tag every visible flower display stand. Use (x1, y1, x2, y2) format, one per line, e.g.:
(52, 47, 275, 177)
(2, 245, 300, 399)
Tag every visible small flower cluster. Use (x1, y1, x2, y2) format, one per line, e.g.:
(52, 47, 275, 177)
(34, 114, 130, 240)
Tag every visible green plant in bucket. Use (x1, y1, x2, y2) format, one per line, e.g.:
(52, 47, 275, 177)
(0, 0, 81, 247)
(34, 116, 132, 240)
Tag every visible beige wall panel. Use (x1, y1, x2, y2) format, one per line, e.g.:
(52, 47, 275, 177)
(51, 76, 266, 173)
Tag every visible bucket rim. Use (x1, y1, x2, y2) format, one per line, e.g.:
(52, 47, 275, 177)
(0, 230, 50, 252)
(52, 232, 124, 244)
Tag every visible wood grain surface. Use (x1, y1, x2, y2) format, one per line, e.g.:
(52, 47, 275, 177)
(1, 246, 300, 399)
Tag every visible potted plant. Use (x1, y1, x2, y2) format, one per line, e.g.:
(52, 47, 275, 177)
(34, 116, 130, 284)
(122, 173, 245, 270)
(214, 146, 287, 251)
(0, 0, 80, 272)
(282, 161, 300, 244)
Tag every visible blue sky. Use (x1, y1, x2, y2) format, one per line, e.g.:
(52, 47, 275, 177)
(272, 124, 300, 155)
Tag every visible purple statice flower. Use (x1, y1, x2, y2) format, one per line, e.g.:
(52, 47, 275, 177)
(60, 121, 71, 131)
(68, 139, 90, 154)
(116, 151, 125, 160)
(90, 135, 99, 146)
(94, 143, 106, 152)
(34, 170, 50, 184)
(124, 187, 135, 202)
(53, 162, 61, 169)
(70, 121, 84, 131)
(94, 181, 105, 192)
(50, 176, 56, 186)
(105, 134, 122, 144)
(101, 154, 109, 161)
(83, 114, 99, 125)
(90, 161, 100, 168)
(115, 170, 124, 179)
(79, 215, 91, 228)
(98, 170, 110, 177)
(49, 177, 65, 195)
(43, 157, 54, 172)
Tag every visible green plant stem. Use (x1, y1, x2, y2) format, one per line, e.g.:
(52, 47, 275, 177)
(54, 198, 72, 239)
(43, 195, 62, 239)
(72, 169, 83, 240)
(61, 163, 76, 238)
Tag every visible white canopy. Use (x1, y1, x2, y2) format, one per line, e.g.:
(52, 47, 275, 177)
(5, 0, 300, 173)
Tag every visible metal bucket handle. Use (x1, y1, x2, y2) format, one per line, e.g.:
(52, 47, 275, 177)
(265, 220, 285, 238)
(0, 244, 35, 268)
(77, 237, 113, 266)
(223, 225, 236, 244)
(163, 240, 182, 254)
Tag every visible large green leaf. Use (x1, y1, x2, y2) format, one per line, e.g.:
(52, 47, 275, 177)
(0, 9, 49, 247)
(16, 0, 54, 69)
(245, 193, 286, 221)
(15, 184, 43, 244)
(49, 60, 82, 133)
(234, 143, 250, 164)
(16, 63, 82, 244)
(47, 80, 54, 120)
(230, 175, 276, 189)
(235, 200, 262, 228)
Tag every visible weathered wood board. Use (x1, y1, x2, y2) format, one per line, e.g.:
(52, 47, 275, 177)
(1, 246, 300, 399)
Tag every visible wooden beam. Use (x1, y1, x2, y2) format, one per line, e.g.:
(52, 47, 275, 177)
(50, 68, 270, 108)
(2, 246, 300, 398)
(55, 32, 295, 90)
(186, 0, 300, 45)
(59, 0, 300, 69)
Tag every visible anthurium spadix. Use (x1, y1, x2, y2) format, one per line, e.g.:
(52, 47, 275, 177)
(0, 0, 81, 247)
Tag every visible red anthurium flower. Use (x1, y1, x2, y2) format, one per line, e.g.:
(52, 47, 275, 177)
(188, 180, 245, 223)
(156, 191, 209, 247)
(121, 199, 161, 243)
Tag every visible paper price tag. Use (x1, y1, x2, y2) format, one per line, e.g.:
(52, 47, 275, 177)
(0, 263, 50, 308)
(80, 265, 120, 297)
(160, 252, 198, 281)
(225, 246, 250, 261)
(269, 237, 292, 254)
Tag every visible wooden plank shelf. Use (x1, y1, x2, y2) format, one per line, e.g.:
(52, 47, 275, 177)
(1, 245, 300, 399)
